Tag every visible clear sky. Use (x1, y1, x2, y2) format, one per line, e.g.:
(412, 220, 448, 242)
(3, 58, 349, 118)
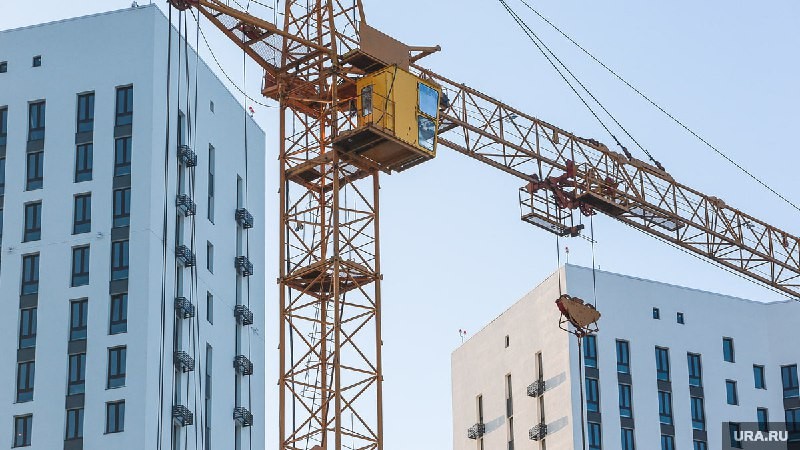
(4, 1, 800, 449)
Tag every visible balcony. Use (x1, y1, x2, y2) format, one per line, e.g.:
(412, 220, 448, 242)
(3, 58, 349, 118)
(234, 305, 254, 325)
(176, 194, 197, 216)
(467, 423, 485, 440)
(175, 296, 196, 319)
(234, 355, 254, 376)
(233, 407, 253, 427)
(529, 423, 547, 441)
(174, 351, 195, 373)
(172, 405, 194, 426)
(177, 144, 198, 167)
(527, 379, 546, 398)
(235, 256, 254, 276)
(235, 208, 254, 229)
(176, 245, 196, 267)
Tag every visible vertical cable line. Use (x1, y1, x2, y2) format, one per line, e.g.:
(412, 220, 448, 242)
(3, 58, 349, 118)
(174, 10, 185, 450)
(157, 5, 175, 450)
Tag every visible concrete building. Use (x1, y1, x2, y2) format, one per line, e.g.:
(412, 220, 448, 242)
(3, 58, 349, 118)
(0, 5, 265, 450)
(452, 265, 800, 450)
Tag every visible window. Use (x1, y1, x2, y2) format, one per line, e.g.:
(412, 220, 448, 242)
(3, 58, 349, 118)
(13, 415, 32, 447)
(618, 383, 632, 418)
(28, 101, 45, 141)
(23, 202, 42, 242)
(73, 194, 91, 234)
(660, 435, 675, 450)
(0, 107, 6, 147)
(110, 294, 128, 335)
(114, 137, 132, 176)
(588, 422, 601, 450)
(112, 188, 131, 227)
(16, 361, 34, 402)
(584, 335, 597, 368)
(111, 240, 129, 280)
(787, 408, 800, 442)
(209, 100, 214, 113)
(76, 92, 94, 133)
(71, 246, 90, 286)
(65, 408, 83, 440)
(18, 308, 36, 349)
(726, 380, 739, 405)
(207, 145, 215, 222)
(25, 151, 44, 190)
(652, 307, 660, 319)
(655, 347, 670, 381)
(21, 253, 40, 295)
(0, 157, 5, 195)
(106, 400, 125, 433)
(757, 407, 769, 432)
(0, 61, 6, 74)
(206, 241, 214, 273)
(693, 441, 708, 450)
(783, 365, 799, 398)
(32, 55, 41, 67)
(205, 345, 213, 449)
(616, 340, 630, 373)
(67, 353, 86, 395)
(361, 85, 373, 116)
(729, 422, 743, 448)
(206, 292, 213, 325)
(688, 353, 702, 387)
(115, 86, 133, 126)
(658, 391, 673, 425)
(621, 428, 635, 450)
(676, 312, 684, 324)
(504, 335, 510, 348)
(690, 396, 705, 430)
(108, 346, 127, 388)
(723, 337, 735, 362)
(754, 365, 766, 389)
(585, 377, 599, 412)
(75, 144, 93, 182)
(69, 299, 88, 341)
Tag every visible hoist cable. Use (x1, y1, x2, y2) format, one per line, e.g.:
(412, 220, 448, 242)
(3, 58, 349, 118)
(590, 215, 597, 307)
(498, 0, 663, 169)
(516, 0, 800, 215)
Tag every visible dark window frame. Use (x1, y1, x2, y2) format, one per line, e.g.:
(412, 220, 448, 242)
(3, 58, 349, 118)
(114, 137, 132, 176)
(18, 308, 36, 349)
(757, 407, 769, 432)
(206, 292, 213, 325)
(655, 347, 670, 381)
(588, 422, 602, 450)
(661, 435, 675, 450)
(112, 188, 131, 228)
(75, 143, 93, 182)
(677, 312, 684, 324)
(21, 253, 40, 295)
(618, 383, 633, 418)
(76, 92, 95, 133)
(23, 202, 42, 242)
(109, 293, 128, 335)
(584, 335, 598, 368)
(105, 400, 125, 434)
(585, 377, 600, 413)
(726, 379, 739, 405)
(658, 390, 673, 425)
(690, 396, 705, 430)
(0, 156, 6, 195)
(0, 106, 7, 147)
(69, 299, 88, 341)
(65, 407, 84, 440)
(783, 365, 800, 399)
(115, 86, 133, 127)
(208, 144, 215, 223)
(621, 428, 635, 450)
(71, 245, 90, 286)
(28, 100, 45, 141)
(688, 353, 703, 387)
(16, 361, 35, 403)
(107, 346, 127, 389)
(111, 240, 130, 280)
(730, 422, 743, 448)
(786, 408, 800, 442)
(616, 339, 630, 374)
(25, 151, 44, 191)
(754, 364, 766, 390)
(206, 241, 214, 273)
(652, 307, 660, 319)
(73, 193, 91, 234)
(13, 414, 33, 447)
(67, 353, 86, 395)
(723, 337, 735, 363)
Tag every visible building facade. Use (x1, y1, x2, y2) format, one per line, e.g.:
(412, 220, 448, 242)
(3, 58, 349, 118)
(452, 265, 800, 450)
(0, 5, 266, 450)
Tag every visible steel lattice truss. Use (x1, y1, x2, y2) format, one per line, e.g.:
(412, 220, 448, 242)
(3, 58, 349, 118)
(414, 65, 800, 297)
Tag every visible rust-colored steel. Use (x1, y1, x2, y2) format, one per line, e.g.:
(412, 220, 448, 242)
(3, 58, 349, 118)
(181, 0, 382, 449)
(413, 64, 800, 298)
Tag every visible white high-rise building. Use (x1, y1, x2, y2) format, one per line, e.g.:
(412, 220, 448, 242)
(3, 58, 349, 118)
(452, 265, 800, 450)
(0, 5, 265, 450)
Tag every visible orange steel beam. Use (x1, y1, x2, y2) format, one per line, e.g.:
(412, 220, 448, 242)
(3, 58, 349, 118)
(413, 64, 800, 297)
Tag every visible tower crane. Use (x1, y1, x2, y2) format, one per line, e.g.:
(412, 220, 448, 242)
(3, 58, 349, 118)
(168, 0, 800, 448)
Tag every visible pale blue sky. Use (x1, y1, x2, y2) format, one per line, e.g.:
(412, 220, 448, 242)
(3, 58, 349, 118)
(4, 1, 800, 449)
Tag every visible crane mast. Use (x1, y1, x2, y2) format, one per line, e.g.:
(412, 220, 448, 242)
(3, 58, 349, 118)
(169, 1, 800, 450)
